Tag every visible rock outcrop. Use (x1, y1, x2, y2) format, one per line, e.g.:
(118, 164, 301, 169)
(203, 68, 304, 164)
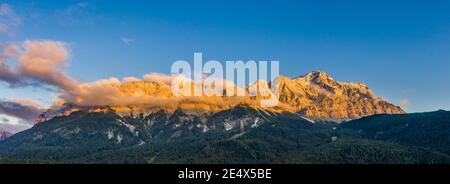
(277, 71, 404, 120)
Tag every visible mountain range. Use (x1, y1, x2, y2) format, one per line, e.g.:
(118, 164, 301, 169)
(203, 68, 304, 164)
(43, 71, 404, 121)
(0, 105, 449, 164)
(1, 71, 447, 164)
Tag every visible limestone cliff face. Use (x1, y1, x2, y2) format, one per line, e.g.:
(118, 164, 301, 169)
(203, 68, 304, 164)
(59, 71, 404, 121)
(277, 71, 405, 120)
(116, 81, 173, 98)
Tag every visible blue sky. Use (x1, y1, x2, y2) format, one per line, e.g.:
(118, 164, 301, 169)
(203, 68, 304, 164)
(1, 0, 450, 113)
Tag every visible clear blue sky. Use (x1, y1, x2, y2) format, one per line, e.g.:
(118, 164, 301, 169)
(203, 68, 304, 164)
(2, 0, 450, 112)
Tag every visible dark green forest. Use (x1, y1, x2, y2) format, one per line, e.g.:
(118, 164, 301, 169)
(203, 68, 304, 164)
(1, 107, 449, 164)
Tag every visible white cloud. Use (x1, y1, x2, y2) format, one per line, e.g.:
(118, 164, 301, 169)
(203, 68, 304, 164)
(0, 98, 46, 121)
(55, 2, 97, 27)
(122, 76, 141, 83)
(143, 73, 176, 85)
(0, 3, 21, 36)
(0, 40, 78, 90)
(400, 99, 411, 107)
(121, 37, 134, 45)
(18, 40, 78, 91)
(0, 114, 33, 133)
(0, 98, 47, 133)
(0, 43, 22, 85)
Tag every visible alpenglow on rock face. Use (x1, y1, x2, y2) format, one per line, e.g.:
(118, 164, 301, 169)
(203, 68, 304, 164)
(53, 71, 404, 121)
(277, 71, 405, 120)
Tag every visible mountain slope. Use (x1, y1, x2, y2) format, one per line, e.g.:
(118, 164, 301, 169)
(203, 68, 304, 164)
(340, 110, 450, 154)
(0, 105, 323, 162)
(0, 106, 448, 164)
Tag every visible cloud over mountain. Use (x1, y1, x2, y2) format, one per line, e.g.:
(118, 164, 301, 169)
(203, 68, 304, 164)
(0, 98, 46, 121)
(0, 98, 46, 133)
(0, 40, 404, 133)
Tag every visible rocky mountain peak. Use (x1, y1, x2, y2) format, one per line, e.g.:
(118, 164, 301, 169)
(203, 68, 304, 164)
(302, 71, 335, 83)
(278, 71, 404, 120)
